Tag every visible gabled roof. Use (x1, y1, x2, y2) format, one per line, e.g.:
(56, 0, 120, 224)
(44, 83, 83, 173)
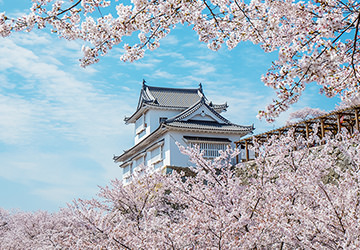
(166, 97, 230, 124)
(163, 98, 254, 133)
(125, 82, 228, 124)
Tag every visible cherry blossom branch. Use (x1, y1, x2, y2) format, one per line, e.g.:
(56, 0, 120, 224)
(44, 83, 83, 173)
(318, 184, 346, 234)
(351, 12, 360, 82)
(233, 0, 265, 43)
(112, 237, 132, 250)
(53, 0, 82, 17)
(203, 0, 225, 34)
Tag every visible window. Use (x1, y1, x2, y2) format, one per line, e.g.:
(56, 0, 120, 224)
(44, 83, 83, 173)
(185, 136, 231, 159)
(190, 142, 228, 158)
(151, 145, 163, 163)
(135, 156, 144, 168)
(151, 145, 164, 169)
(123, 163, 133, 181)
(123, 164, 130, 175)
(135, 113, 147, 135)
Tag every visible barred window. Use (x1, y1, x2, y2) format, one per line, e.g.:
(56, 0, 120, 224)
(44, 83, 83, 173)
(190, 142, 228, 158)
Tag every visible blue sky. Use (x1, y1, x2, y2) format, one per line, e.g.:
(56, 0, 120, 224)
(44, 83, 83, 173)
(0, 1, 340, 211)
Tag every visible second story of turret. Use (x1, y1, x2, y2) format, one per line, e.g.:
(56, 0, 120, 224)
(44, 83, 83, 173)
(124, 81, 228, 145)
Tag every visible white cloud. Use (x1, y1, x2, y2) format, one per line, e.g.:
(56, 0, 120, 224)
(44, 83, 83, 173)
(0, 32, 137, 209)
(147, 69, 176, 79)
(177, 59, 198, 68)
(174, 76, 206, 86)
(155, 50, 184, 59)
(196, 53, 217, 61)
(194, 64, 216, 75)
(132, 58, 162, 69)
(161, 35, 179, 46)
(0, 94, 43, 144)
(11, 31, 52, 46)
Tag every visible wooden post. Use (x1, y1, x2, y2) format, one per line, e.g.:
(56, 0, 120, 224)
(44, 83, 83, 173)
(305, 123, 310, 139)
(245, 140, 249, 162)
(355, 108, 359, 132)
(320, 119, 325, 139)
(320, 118, 325, 145)
(337, 114, 342, 134)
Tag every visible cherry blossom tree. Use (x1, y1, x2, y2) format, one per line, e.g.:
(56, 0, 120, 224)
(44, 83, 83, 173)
(337, 92, 360, 109)
(1, 128, 359, 248)
(1, 0, 359, 119)
(1, 1, 360, 247)
(286, 106, 327, 124)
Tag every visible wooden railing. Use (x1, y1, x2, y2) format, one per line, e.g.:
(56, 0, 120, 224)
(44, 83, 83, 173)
(235, 105, 360, 162)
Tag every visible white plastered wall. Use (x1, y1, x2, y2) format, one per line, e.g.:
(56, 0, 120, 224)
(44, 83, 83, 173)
(166, 130, 244, 168)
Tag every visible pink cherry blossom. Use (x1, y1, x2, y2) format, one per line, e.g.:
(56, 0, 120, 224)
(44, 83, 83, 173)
(1, 127, 359, 248)
(1, 0, 359, 118)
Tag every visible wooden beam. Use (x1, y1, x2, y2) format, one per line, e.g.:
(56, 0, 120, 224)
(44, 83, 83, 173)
(355, 108, 359, 131)
(320, 118, 325, 139)
(337, 114, 342, 133)
(245, 140, 249, 162)
(305, 123, 310, 139)
(336, 112, 354, 116)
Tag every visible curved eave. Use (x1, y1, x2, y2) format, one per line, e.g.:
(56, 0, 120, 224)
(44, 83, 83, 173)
(119, 139, 165, 168)
(164, 123, 254, 135)
(124, 104, 190, 124)
(124, 105, 148, 124)
(210, 103, 228, 113)
(113, 125, 167, 163)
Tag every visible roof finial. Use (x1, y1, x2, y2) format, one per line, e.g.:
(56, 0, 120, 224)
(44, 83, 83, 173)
(142, 79, 147, 88)
(199, 83, 203, 92)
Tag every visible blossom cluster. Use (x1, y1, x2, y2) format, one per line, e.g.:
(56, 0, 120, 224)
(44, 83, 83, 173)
(1, 128, 359, 248)
(286, 106, 327, 124)
(0, 0, 359, 119)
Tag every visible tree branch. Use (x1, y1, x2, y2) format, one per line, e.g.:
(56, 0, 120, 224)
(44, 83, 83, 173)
(351, 11, 360, 83)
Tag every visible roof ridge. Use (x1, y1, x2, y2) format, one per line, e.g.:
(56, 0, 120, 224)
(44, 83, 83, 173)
(146, 84, 201, 92)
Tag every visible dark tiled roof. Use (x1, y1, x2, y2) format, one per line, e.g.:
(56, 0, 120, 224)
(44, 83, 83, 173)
(143, 85, 203, 108)
(126, 82, 228, 123)
(165, 120, 254, 133)
(183, 136, 231, 142)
